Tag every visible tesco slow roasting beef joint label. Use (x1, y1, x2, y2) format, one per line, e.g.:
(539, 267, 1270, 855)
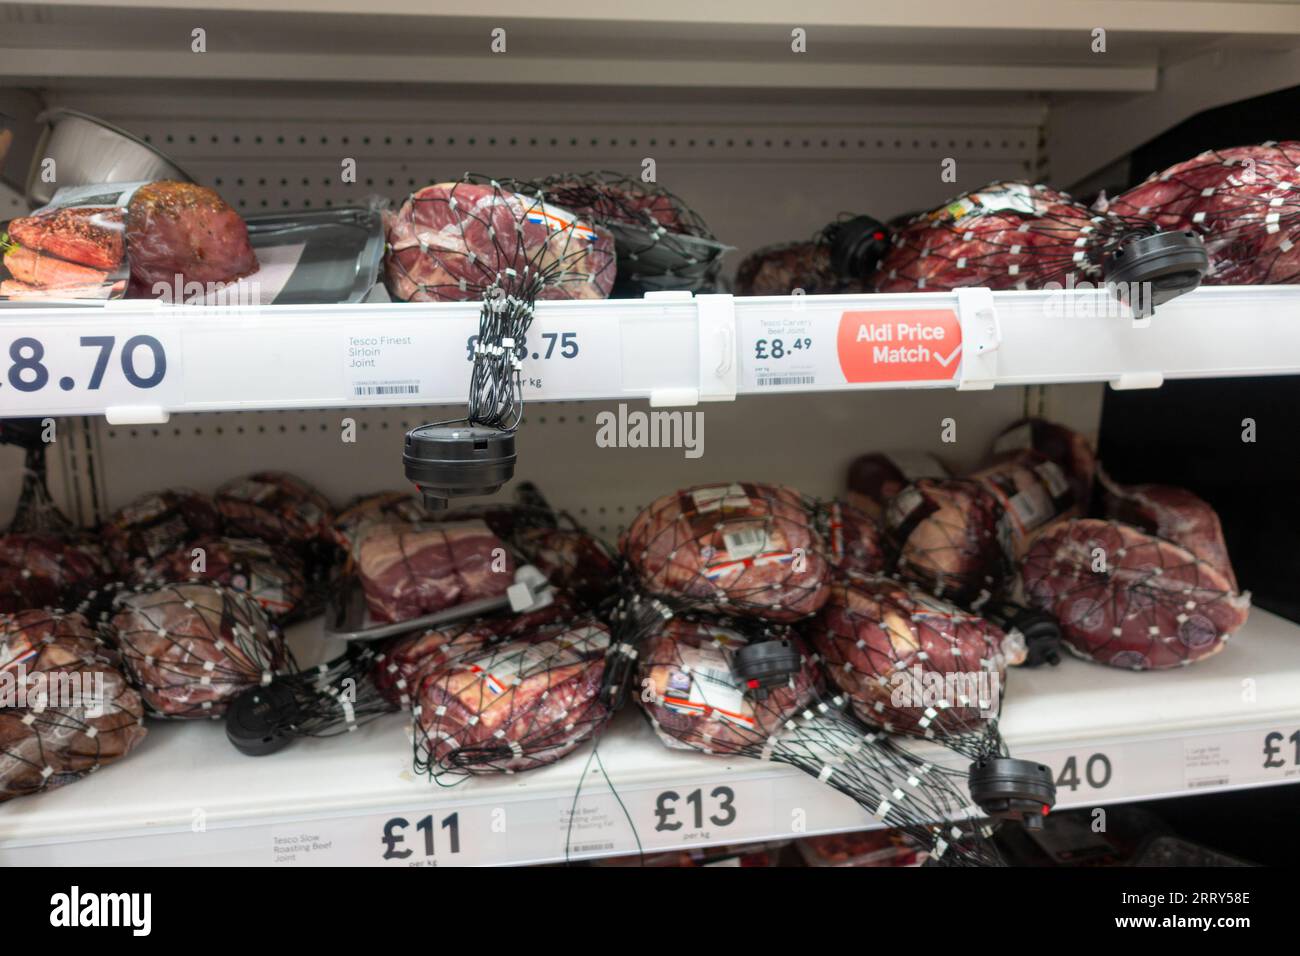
(741, 307, 962, 391)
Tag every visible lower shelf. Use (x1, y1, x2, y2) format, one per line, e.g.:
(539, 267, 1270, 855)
(2, 610, 1297, 866)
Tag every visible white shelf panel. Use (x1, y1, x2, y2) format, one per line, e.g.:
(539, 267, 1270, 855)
(0, 609, 1296, 866)
(1, 286, 1297, 420)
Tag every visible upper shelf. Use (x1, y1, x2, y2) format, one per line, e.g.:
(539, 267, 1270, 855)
(3, 1, 1300, 91)
(0, 285, 1297, 421)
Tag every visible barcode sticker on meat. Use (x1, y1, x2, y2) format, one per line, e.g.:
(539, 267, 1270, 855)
(342, 331, 431, 401)
(1034, 461, 1071, 499)
(886, 486, 925, 528)
(721, 525, 769, 561)
(680, 645, 752, 726)
(1006, 486, 1052, 533)
(690, 484, 750, 513)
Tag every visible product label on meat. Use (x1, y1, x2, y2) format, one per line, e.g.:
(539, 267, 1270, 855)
(663, 642, 753, 727)
(465, 625, 608, 695)
(720, 525, 769, 561)
(934, 182, 1039, 226)
(689, 484, 751, 513)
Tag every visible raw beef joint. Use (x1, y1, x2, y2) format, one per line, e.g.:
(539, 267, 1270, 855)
(146, 536, 308, 623)
(621, 482, 831, 622)
(1020, 519, 1250, 670)
(413, 617, 611, 776)
(215, 471, 335, 548)
(1100, 142, 1300, 285)
(109, 582, 291, 717)
(125, 181, 258, 295)
(882, 479, 1004, 605)
(102, 489, 223, 583)
(0, 610, 147, 802)
(874, 182, 1125, 292)
(807, 577, 1017, 739)
(0, 533, 109, 614)
(1100, 478, 1237, 590)
(814, 499, 887, 579)
(355, 520, 514, 624)
(384, 180, 615, 303)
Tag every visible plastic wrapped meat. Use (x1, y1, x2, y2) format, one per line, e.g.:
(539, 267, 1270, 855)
(735, 239, 866, 296)
(813, 499, 887, 579)
(807, 577, 1017, 740)
(1020, 519, 1249, 670)
(882, 479, 1004, 604)
(969, 451, 1076, 560)
(1100, 478, 1237, 590)
(332, 491, 427, 556)
(513, 525, 618, 608)
(0, 610, 147, 802)
(1100, 142, 1300, 284)
(621, 482, 831, 622)
(146, 536, 308, 623)
(847, 451, 948, 520)
(109, 582, 291, 717)
(125, 181, 259, 296)
(874, 182, 1124, 292)
(992, 419, 1097, 512)
(215, 471, 334, 548)
(0, 533, 109, 614)
(355, 520, 514, 624)
(413, 617, 611, 777)
(102, 489, 223, 582)
(383, 180, 615, 303)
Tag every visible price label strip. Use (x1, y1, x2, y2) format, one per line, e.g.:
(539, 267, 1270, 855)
(0, 325, 181, 414)
(740, 307, 963, 392)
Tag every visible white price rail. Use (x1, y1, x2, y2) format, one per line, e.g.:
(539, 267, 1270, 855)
(0, 609, 1297, 866)
(2, 285, 1299, 418)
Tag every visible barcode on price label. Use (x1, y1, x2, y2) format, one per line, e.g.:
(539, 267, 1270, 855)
(756, 374, 815, 387)
(352, 381, 421, 397)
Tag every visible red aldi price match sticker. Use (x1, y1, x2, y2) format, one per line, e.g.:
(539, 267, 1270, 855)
(836, 309, 962, 384)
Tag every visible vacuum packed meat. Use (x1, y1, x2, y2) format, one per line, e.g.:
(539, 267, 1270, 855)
(0, 610, 147, 802)
(109, 582, 291, 717)
(383, 180, 615, 303)
(814, 499, 887, 579)
(413, 617, 611, 777)
(992, 419, 1097, 512)
(0, 533, 109, 614)
(355, 520, 514, 623)
(969, 451, 1076, 560)
(103, 489, 223, 582)
(847, 451, 948, 519)
(332, 491, 427, 556)
(125, 181, 259, 296)
(146, 536, 308, 623)
(1100, 478, 1237, 589)
(215, 471, 335, 548)
(1020, 519, 1250, 670)
(883, 479, 1004, 604)
(1100, 142, 1300, 284)
(621, 482, 831, 622)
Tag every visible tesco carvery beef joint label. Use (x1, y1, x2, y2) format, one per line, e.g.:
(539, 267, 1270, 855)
(740, 307, 962, 391)
(836, 309, 962, 383)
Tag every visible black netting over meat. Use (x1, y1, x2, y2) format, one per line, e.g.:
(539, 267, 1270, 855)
(882, 479, 1006, 606)
(806, 576, 1022, 763)
(1019, 519, 1250, 670)
(2, 421, 73, 534)
(531, 171, 728, 295)
(145, 536, 309, 625)
(412, 615, 612, 780)
(107, 582, 294, 718)
(1, 609, 147, 801)
(734, 215, 889, 296)
(0, 532, 110, 615)
(873, 181, 1142, 292)
(103, 490, 223, 583)
(812, 498, 889, 581)
(636, 617, 1000, 866)
(1101, 141, 1300, 285)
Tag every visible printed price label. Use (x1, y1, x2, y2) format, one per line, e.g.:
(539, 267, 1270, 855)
(836, 309, 962, 383)
(343, 330, 435, 400)
(0, 327, 180, 413)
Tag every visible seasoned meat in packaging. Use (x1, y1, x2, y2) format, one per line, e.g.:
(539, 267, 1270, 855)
(0, 610, 147, 802)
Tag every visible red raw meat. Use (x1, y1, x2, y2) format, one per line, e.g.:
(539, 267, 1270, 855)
(413, 617, 611, 776)
(874, 182, 1121, 292)
(355, 520, 514, 624)
(1101, 142, 1300, 284)
(7, 206, 125, 270)
(513, 525, 617, 608)
(384, 181, 615, 303)
(124, 181, 258, 295)
(735, 239, 869, 295)
(102, 489, 223, 583)
(0, 610, 147, 802)
(146, 536, 308, 623)
(992, 419, 1097, 511)
(0, 533, 109, 614)
(969, 450, 1077, 560)
(621, 482, 831, 622)
(332, 491, 426, 556)
(807, 577, 1016, 738)
(814, 499, 887, 578)
(1020, 519, 1249, 670)
(215, 471, 334, 547)
(883, 479, 1004, 604)
(1100, 478, 1237, 590)
(109, 582, 291, 717)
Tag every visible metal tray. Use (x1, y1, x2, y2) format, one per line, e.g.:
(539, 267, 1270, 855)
(244, 206, 384, 304)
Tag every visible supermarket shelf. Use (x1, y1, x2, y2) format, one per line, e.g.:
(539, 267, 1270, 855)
(0, 609, 1297, 866)
(1, 286, 1298, 420)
